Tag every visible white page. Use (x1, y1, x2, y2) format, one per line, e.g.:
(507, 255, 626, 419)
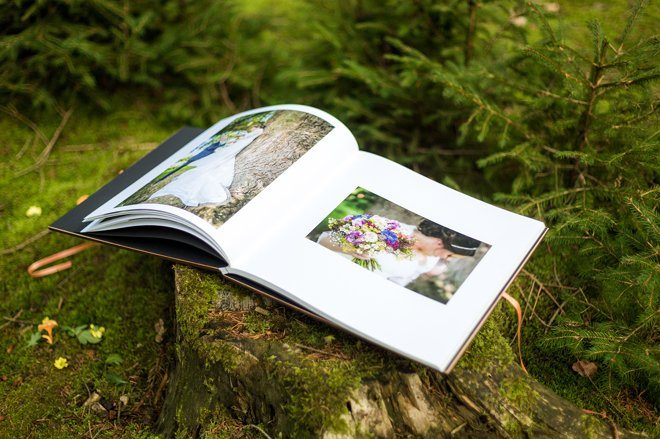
(227, 151, 546, 372)
(83, 104, 358, 265)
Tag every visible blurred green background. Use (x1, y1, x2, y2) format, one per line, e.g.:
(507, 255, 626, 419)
(1, 0, 657, 436)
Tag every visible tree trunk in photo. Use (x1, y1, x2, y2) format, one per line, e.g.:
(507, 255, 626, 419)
(158, 266, 645, 438)
(190, 111, 333, 226)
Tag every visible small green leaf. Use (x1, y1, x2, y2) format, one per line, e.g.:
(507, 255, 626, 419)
(77, 330, 102, 345)
(105, 353, 123, 365)
(441, 175, 461, 191)
(27, 331, 42, 347)
(61, 326, 76, 336)
(106, 372, 128, 386)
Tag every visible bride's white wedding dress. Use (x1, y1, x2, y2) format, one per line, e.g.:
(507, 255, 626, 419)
(317, 226, 441, 287)
(371, 250, 440, 287)
(148, 128, 264, 207)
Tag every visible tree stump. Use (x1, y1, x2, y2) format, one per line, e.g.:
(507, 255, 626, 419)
(158, 266, 645, 438)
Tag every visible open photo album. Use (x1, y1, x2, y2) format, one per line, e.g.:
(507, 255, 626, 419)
(51, 105, 547, 373)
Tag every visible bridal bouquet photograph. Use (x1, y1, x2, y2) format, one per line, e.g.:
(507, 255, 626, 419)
(308, 187, 490, 304)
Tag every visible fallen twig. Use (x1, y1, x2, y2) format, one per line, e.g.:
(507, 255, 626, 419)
(293, 342, 348, 360)
(245, 424, 273, 439)
(0, 105, 49, 145)
(15, 107, 74, 177)
(0, 229, 50, 256)
(0, 310, 25, 331)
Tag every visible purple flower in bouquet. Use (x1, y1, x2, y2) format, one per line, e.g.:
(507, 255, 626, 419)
(346, 230, 364, 244)
(327, 214, 415, 271)
(381, 229, 398, 246)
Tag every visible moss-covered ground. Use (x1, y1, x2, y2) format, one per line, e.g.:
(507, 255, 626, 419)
(172, 266, 403, 436)
(0, 105, 177, 437)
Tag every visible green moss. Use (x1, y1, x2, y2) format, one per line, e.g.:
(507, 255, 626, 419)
(174, 266, 222, 339)
(200, 340, 243, 372)
(244, 312, 273, 334)
(174, 267, 245, 373)
(456, 305, 516, 372)
(195, 406, 262, 439)
(172, 265, 392, 436)
(270, 356, 360, 435)
(499, 377, 539, 413)
(580, 413, 603, 439)
(500, 413, 524, 437)
(0, 110, 174, 437)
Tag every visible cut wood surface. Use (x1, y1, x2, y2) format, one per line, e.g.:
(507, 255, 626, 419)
(158, 266, 646, 438)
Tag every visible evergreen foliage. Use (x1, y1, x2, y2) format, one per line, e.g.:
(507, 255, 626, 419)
(0, 0, 299, 123)
(388, 0, 659, 403)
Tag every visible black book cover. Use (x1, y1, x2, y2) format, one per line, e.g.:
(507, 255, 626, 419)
(49, 127, 227, 269)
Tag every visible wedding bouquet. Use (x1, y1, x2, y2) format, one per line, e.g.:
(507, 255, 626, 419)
(328, 214, 415, 271)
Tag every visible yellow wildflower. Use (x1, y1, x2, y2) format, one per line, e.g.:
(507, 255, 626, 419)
(26, 205, 42, 217)
(89, 324, 104, 339)
(54, 357, 68, 369)
(38, 317, 58, 344)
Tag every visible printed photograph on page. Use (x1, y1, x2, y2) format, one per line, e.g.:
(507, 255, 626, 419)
(307, 187, 491, 304)
(120, 110, 334, 228)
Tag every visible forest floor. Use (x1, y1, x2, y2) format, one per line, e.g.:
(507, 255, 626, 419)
(0, 105, 178, 438)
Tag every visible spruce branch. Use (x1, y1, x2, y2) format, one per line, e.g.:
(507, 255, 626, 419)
(573, 24, 611, 166)
(524, 46, 590, 87)
(464, 0, 478, 66)
(616, 0, 649, 51)
(526, 1, 557, 44)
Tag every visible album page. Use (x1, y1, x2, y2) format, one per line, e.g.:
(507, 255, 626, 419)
(225, 152, 546, 372)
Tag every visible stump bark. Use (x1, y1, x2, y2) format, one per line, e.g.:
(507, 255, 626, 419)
(158, 266, 645, 438)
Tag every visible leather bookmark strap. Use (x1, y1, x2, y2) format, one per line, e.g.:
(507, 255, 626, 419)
(501, 292, 528, 373)
(27, 242, 98, 278)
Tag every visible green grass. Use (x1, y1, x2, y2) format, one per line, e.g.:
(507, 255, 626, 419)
(555, 1, 659, 44)
(0, 105, 175, 437)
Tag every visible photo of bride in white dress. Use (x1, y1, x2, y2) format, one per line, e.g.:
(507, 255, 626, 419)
(147, 127, 264, 207)
(307, 187, 490, 304)
(120, 110, 334, 228)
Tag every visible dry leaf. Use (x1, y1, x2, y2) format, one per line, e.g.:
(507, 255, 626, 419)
(83, 392, 101, 408)
(572, 360, 598, 378)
